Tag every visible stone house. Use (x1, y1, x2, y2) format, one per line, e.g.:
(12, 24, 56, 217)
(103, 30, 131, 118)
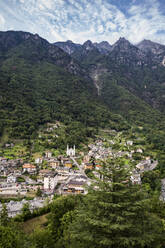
(45, 151, 52, 158)
(7, 174, 17, 183)
(35, 157, 43, 164)
(22, 164, 37, 174)
(49, 160, 60, 168)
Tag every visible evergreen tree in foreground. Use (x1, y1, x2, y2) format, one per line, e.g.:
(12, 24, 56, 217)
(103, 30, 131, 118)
(67, 158, 165, 248)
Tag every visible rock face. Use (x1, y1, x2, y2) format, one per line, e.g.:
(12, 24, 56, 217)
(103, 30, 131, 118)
(54, 36, 165, 113)
(0, 31, 87, 76)
(93, 41, 112, 54)
(136, 39, 165, 64)
(137, 39, 165, 55)
(54, 40, 81, 55)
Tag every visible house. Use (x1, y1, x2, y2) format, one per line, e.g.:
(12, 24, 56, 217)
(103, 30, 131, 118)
(56, 170, 70, 182)
(83, 155, 90, 163)
(22, 164, 37, 174)
(66, 180, 85, 194)
(13, 170, 21, 176)
(84, 163, 93, 170)
(49, 160, 60, 168)
(45, 151, 52, 158)
(44, 172, 57, 191)
(0, 157, 8, 164)
(126, 140, 133, 146)
(35, 157, 43, 164)
(130, 170, 141, 184)
(56, 167, 70, 173)
(64, 160, 73, 168)
(73, 175, 87, 182)
(95, 164, 102, 170)
(136, 148, 143, 153)
(7, 174, 17, 183)
(5, 143, 14, 148)
(93, 170, 101, 179)
(39, 169, 52, 178)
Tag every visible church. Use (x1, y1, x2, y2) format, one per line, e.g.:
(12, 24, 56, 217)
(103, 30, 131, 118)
(66, 145, 76, 157)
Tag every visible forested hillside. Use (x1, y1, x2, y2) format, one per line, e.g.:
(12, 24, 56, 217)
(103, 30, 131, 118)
(0, 31, 165, 154)
(0, 31, 130, 145)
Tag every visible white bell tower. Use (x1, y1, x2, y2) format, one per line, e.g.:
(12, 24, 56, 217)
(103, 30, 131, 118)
(66, 145, 75, 156)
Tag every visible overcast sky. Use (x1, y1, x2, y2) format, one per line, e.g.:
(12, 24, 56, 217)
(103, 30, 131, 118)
(0, 0, 165, 45)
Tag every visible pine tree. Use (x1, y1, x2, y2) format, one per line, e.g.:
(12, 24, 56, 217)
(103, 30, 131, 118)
(36, 187, 42, 197)
(21, 203, 31, 221)
(0, 203, 9, 226)
(68, 158, 165, 248)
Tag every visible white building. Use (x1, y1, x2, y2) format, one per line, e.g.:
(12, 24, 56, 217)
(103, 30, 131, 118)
(44, 173, 57, 191)
(66, 145, 75, 157)
(136, 148, 143, 153)
(35, 157, 43, 164)
(130, 170, 141, 184)
(7, 174, 17, 183)
(126, 140, 133, 146)
(45, 151, 52, 158)
(22, 164, 37, 174)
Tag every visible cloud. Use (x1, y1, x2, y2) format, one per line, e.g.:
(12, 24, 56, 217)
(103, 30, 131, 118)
(0, 0, 165, 45)
(0, 14, 5, 29)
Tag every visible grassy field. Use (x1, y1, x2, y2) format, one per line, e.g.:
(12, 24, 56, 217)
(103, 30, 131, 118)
(22, 213, 49, 234)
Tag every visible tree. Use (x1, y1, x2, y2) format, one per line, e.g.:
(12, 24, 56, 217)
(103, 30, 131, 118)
(67, 158, 165, 248)
(36, 187, 42, 197)
(0, 225, 24, 248)
(30, 228, 54, 248)
(48, 195, 82, 245)
(0, 203, 9, 226)
(0, 204, 24, 248)
(21, 203, 31, 221)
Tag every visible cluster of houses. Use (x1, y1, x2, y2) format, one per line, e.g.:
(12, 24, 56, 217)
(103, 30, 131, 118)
(87, 140, 113, 160)
(0, 134, 161, 218)
(0, 145, 90, 197)
(83, 139, 158, 185)
(0, 158, 23, 176)
(0, 197, 50, 217)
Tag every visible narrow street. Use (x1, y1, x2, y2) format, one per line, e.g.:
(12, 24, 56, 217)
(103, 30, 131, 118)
(70, 157, 86, 176)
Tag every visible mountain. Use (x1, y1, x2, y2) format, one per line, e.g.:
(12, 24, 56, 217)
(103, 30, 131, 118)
(136, 39, 165, 66)
(93, 41, 112, 54)
(55, 40, 112, 56)
(0, 30, 165, 153)
(0, 31, 86, 76)
(57, 37, 165, 115)
(54, 40, 81, 55)
(0, 31, 130, 144)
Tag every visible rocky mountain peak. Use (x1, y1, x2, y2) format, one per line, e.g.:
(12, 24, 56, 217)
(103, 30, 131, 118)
(113, 37, 131, 49)
(54, 40, 81, 55)
(83, 40, 94, 50)
(137, 39, 165, 55)
(66, 40, 73, 44)
(93, 41, 112, 54)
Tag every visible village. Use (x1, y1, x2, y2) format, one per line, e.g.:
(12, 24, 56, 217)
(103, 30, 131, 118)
(0, 130, 160, 218)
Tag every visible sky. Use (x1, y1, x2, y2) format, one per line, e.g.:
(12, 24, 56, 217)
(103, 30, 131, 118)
(0, 0, 165, 45)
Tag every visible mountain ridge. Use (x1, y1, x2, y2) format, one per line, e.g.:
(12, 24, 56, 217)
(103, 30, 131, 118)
(0, 30, 165, 148)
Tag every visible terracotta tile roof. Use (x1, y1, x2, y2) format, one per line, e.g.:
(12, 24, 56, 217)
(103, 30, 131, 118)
(23, 163, 36, 169)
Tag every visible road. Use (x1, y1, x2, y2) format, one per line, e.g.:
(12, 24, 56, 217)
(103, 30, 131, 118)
(70, 157, 86, 177)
